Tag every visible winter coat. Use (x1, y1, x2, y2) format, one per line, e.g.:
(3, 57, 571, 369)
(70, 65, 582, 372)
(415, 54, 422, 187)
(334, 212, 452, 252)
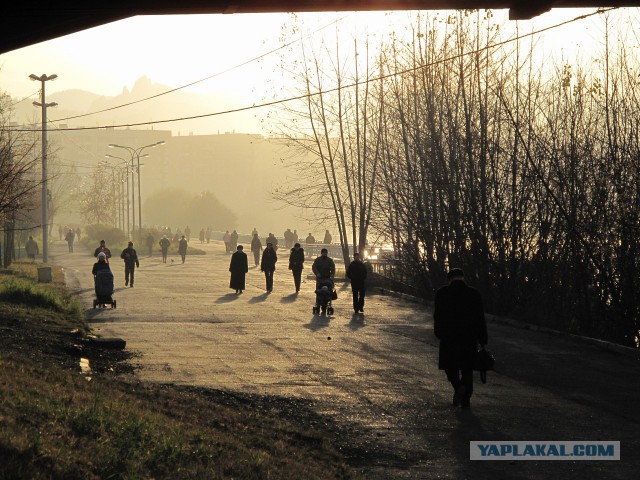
(312, 255, 335, 279)
(433, 279, 488, 370)
(260, 248, 278, 272)
(178, 239, 188, 254)
(346, 259, 367, 286)
(120, 247, 139, 267)
(288, 247, 305, 271)
(229, 250, 249, 290)
(94, 245, 112, 260)
(25, 239, 39, 256)
(159, 238, 170, 252)
(92, 260, 111, 276)
(251, 236, 263, 253)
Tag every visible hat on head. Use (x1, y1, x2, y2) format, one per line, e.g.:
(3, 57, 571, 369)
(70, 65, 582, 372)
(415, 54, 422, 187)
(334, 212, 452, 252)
(97, 252, 106, 259)
(100, 239, 105, 244)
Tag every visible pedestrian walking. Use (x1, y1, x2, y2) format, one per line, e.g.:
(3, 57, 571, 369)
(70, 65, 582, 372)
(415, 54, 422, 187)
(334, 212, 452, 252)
(223, 230, 231, 253)
(284, 228, 294, 248)
(184, 225, 191, 242)
(250, 233, 263, 266)
(288, 242, 305, 293)
(260, 242, 278, 293)
(178, 235, 188, 264)
(229, 245, 248, 294)
(65, 228, 75, 253)
(199, 228, 205, 244)
(433, 267, 488, 409)
(346, 252, 367, 313)
(323, 229, 332, 245)
(230, 229, 239, 251)
(292, 229, 299, 245)
(205, 227, 211, 244)
(120, 241, 140, 287)
(159, 235, 171, 263)
(93, 239, 112, 262)
(311, 248, 335, 285)
(265, 232, 278, 251)
(25, 236, 39, 259)
(146, 232, 154, 257)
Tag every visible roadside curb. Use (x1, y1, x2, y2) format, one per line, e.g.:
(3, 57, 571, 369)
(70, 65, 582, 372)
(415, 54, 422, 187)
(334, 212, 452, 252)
(369, 286, 640, 359)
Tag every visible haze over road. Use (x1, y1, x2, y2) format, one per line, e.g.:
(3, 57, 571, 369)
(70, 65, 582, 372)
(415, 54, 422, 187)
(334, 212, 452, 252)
(52, 239, 640, 479)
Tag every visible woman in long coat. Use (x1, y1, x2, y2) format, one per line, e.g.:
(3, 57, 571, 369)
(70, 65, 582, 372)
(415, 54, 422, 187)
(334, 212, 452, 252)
(229, 245, 248, 294)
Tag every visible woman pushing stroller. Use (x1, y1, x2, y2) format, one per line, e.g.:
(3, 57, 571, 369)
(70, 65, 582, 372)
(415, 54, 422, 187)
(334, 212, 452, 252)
(312, 248, 336, 314)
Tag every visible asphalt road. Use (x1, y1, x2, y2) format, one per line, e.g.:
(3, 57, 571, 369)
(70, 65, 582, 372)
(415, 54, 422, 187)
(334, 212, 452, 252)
(52, 239, 640, 479)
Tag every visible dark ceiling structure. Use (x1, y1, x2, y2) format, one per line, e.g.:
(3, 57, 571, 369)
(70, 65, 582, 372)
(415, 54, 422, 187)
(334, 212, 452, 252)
(0, 1, 634, 55)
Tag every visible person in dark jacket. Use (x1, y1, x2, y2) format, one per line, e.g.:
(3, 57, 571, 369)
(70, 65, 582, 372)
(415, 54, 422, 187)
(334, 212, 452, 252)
(311, 248, 335, 286)
(433, 267, 488, 409)
(229, 230, 239, 251)
(288, 243, 305, 293)
(159, 235, 170, 263)
(145, 232, 155, 257)
(25, 236, 39, 259)
(346, 252, 367, 313)
(250, 233, 263, 266)
(229, 245, 248, 294)
(92, 252, 111, 296)
(178, 235, 188, 264)
(65, 228, 75, 253)
(260, 242, 278, 293)
(265, 232, 278, 251)
(120, 241, 140, 287)
(94, 239, 112, 262)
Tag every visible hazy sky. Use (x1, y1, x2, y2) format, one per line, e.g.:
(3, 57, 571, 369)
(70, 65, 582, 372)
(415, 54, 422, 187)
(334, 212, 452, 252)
(0, 8, 626, 134)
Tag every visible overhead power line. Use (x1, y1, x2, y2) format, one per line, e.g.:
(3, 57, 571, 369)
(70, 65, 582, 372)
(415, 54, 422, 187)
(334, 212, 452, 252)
(9, 8, 617, 134)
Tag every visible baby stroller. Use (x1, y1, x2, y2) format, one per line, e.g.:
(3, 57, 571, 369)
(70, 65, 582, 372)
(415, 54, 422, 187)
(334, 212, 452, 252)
(93, 269, 116, 309)
(313, 278, 336, 315)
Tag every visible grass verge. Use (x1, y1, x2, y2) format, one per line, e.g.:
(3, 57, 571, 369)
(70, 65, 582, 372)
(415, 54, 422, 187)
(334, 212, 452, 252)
(0, 260, 357, 479)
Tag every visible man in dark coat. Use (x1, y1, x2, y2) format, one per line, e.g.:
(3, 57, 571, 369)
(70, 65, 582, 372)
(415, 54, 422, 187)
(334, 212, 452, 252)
(94, 239, 112, 262)
(25, 236, 39, 259)
(178, 235, 188, 263)
(159, 235, 170, 263)
(260, 242, 278, 293)
(311, 248, 335, 284)
(120, 241, 140, 287)
(250, 233, 263, 266)
(433, 267, 488, 409)
(346, 252, 368, 313)
(229, 245, 248, 294)
(288, 243, 305, 293)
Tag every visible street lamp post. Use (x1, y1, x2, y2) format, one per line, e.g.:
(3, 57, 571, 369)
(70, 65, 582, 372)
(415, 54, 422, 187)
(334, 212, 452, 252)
(104, 154, 129, 236)
(108, 141, 165, 238)
(29, 73, 58, 263)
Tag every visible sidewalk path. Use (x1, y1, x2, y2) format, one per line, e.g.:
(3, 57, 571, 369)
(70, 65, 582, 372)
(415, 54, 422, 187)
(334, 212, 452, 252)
(52, 239, 640, 479)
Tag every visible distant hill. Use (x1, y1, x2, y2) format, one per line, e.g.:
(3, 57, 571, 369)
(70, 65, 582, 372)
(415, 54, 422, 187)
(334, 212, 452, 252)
(10, 75, 263, 135)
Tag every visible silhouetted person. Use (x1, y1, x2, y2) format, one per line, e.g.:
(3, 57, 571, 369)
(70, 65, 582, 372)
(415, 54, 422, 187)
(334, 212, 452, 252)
(75, 226, 81, 240)
(120, 241, 139, 287)
(323, 229, 332, 245)
(94, 240, 112, 262)
(292, 229, 299, 245)
(346, 252, 367, 313)
(146, 232, 155, 257)
(199, 228, 205, 244)
(250, 233, 263, 266)
(229, 245, 248, 294)
(261, 242, 278, 293)
(92, 252, 111, 296)
(252, 227, 258, 236)
(205, 227, 211, 244)
(305, 233, 316, 244)
(288, 242, 305, 293)
(159, 235, 171, 263)
(266, 232, 278, 251)
(58, 224, 64, 240)
(434, 267, 488, 409)
(284, 228, 294, 248)
(312, 248, 335, 287)
(230, 230, 239, 251)
(65, 228, 75, 253)
(25, 236, 39, 259)
(184, 225, 191, 242)
(178, 235, 188, 263)
(223, 230, 231, 253)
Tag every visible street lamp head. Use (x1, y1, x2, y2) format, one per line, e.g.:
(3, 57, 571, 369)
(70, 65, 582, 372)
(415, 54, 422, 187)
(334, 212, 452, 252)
(29, 73, 58, 82)
(108, 144, 119, 148)
(29, 74, 40, 81)
(155, 141, 166, 146)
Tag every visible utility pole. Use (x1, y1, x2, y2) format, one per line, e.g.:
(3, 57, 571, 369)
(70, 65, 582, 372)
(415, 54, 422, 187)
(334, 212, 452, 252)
(29, 73, 58, 263)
